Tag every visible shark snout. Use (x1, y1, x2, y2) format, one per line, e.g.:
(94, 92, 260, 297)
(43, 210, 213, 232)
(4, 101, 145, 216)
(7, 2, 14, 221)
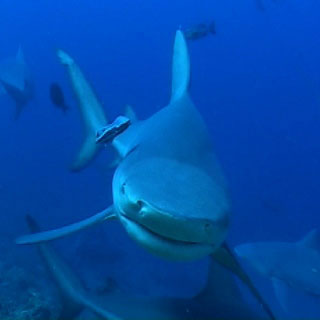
(117, 184, 228, 247)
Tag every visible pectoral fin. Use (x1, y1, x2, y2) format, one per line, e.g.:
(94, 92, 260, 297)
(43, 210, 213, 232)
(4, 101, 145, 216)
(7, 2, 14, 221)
(16, 206, 116, 245)
(57, 49, 108, 171)
(212, 243, 276, 320)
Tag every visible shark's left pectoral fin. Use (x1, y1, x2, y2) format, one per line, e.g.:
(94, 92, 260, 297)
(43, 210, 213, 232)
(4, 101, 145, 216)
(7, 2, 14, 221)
(212, 243, 276, 320)
(16, 206, 116, 245)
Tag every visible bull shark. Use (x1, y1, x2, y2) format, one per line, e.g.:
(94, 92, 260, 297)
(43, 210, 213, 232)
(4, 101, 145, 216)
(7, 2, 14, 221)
(16, 30, 275, 319)
(25, 214, 120, 320)
(235, 230, 320, 312)
(0, 47, 34, 119)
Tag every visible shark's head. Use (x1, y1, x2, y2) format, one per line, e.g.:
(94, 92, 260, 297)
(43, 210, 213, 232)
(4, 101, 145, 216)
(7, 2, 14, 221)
(113, 154, 230, 261)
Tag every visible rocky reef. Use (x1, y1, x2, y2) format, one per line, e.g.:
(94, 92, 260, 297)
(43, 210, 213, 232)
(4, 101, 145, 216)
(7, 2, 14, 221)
(0, 242, 59, 320)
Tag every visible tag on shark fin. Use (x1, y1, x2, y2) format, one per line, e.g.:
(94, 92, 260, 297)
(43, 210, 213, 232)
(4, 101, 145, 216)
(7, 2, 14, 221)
(212, 243, 276, 320)
(16, 46, 25, 64)
(298, 229, 320, 251)
(124, 105, 138, 123)
(16, 206, 116, 245)
(171, 30, 190, 103)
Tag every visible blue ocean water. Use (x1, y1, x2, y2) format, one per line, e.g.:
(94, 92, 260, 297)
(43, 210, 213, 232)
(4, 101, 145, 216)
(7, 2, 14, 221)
(0, 0, 319, 319)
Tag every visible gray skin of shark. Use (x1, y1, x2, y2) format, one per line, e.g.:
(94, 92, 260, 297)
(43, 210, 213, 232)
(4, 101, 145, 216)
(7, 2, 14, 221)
(0, 48, 34, 119)
(235, 230, 320, 296)
(16, 30, 276, 320)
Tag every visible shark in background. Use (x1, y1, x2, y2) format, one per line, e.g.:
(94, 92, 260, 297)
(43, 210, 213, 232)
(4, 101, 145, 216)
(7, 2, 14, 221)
(25, 214, 269, 320)
(235, 230, 320, 317)
(16, 30, 275, 319)
(0, 47, 34, 119)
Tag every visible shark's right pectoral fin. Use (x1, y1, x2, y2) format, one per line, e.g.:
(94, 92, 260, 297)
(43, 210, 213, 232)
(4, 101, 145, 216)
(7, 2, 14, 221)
(70, 133, 101, 171)
(57, 49, 108, 172)
(16, 206, 116, 245)
(212, 243, 276, 320)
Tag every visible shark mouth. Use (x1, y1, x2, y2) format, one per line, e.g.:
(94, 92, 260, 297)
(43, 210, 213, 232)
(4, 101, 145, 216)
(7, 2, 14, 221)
(118, 214, 215, 261)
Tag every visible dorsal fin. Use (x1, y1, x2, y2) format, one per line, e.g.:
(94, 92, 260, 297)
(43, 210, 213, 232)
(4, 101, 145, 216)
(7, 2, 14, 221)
(170, 30, 190, 103)
(16, 46, 24, 64)
(298, 229, 320, 250)
(124, 105, 138, 123)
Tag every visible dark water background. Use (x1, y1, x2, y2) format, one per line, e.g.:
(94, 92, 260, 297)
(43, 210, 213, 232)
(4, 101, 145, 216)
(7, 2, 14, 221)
(0, 0, 319, 318)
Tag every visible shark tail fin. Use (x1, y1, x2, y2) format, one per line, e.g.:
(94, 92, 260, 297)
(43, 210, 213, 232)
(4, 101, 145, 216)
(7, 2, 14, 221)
(57, 49, 108, 172)
(171, 30, 190, 103)
(212, 243, 276, 320)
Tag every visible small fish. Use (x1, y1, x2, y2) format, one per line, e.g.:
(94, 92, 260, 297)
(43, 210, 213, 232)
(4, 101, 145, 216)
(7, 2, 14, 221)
(49, 82, 68, 112)
(183, 22, 216, 41)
